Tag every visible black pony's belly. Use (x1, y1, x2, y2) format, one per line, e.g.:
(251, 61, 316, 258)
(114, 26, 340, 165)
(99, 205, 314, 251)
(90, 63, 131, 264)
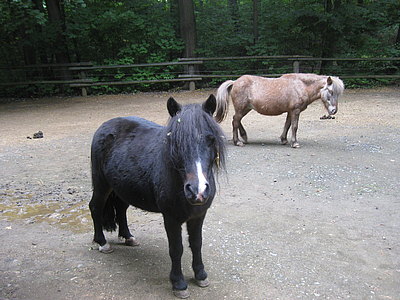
(109, 178, 161, 213)
(122, 191, 161, 213)
(127, 200, 160, 213)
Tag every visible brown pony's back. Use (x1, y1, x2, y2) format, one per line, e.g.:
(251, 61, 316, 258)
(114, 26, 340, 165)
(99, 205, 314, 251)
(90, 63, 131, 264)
(230, 75, 306, 116)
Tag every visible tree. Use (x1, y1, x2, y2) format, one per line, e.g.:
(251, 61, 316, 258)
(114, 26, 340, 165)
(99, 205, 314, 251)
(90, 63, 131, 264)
(31, 0, 49, 66)
(253, 0, 260, 44)
(228, 0, 239, 31)
(177, 0, 197, 58)
(320, 0, 341, 73)
(45, 0, 70, 63)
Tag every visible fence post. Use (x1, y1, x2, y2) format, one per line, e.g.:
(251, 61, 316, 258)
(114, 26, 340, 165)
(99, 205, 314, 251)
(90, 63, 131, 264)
(293, 60, 300, 73)
(188, 63, 195, 91)
(79, 70, 88, 96)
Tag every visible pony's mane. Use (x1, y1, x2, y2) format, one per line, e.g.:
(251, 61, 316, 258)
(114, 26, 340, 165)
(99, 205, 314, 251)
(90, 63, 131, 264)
(165, 104, 226, 171)
(283, 73, 344, 95)
(329, 76, 345, 95)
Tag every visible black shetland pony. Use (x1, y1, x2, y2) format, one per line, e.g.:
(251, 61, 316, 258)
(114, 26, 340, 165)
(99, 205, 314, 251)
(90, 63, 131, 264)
(89, 95, 226, 298)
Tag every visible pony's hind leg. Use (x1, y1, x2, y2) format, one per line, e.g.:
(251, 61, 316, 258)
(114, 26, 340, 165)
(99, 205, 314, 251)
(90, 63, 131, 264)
(89, 187, 113, 253)
(238, 122, 248, 144)
(232, 115, 241, 146)
(114, 195, 140, 247)
(280, 113, 291, 145)
(232, 108, 250, 146)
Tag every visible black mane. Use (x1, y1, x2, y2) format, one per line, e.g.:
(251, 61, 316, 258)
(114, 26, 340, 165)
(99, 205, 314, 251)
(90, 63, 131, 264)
(165, 103, 226, 172)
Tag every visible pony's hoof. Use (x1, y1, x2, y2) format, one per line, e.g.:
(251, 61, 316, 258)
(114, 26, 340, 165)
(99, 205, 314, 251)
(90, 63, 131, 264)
(291, 142, 300, 148)
(99, 243, 113, 253)
(235, 141, 244, 147)
(280, 140, 288, 145)
(196, 278, 210, 288)
(173, 289, 190, 299)
(125, 237, 140, 247)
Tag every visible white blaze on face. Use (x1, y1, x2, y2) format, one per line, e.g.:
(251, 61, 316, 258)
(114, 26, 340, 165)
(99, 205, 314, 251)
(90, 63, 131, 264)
(322, 87, 337, 114)
(196, 160, 208, 194)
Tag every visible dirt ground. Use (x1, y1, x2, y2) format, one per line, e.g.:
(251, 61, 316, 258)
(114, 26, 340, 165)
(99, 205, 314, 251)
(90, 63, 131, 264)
(0, 87, 399, 300)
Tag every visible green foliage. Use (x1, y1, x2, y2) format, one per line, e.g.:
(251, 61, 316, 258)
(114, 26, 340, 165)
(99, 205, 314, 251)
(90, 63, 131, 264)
(344, 78, 397, 89)
(68, 0, 183, 64)
(196, 2, 253, 57)
(0, 0, 399, 96)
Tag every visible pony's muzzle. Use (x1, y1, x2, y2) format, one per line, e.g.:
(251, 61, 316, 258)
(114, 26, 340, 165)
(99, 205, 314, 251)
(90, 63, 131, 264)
(184, 182, 210, 205)
(329, 106, 337, 115)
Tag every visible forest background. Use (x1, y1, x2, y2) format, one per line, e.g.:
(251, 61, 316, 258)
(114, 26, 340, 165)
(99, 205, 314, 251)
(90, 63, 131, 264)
(0, 0, 399, 96)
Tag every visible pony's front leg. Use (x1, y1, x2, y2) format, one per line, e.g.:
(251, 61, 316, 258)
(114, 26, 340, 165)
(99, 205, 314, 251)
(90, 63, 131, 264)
(187, 215, 209, 288)
(280, 113, 291, 145)
(290, 109, 301, 148)
(163, 215, 188, 298)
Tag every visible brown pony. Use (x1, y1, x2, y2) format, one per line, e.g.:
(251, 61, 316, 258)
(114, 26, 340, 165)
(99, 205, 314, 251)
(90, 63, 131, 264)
(215, 73, 344, 148)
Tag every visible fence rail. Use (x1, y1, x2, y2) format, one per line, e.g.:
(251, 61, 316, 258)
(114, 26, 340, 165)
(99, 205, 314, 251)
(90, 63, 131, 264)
(179, 56, 400, 80)
(1, 56, 399, 96)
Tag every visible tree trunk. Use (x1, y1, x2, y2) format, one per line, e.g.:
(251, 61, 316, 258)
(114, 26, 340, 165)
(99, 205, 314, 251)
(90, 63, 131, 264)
(324, 0, 332, 12)
(22, 1, 40, 80)
(253, 0, 260, 44)
(320, 0, 341, 74)
(170, 0, 180, 47)
(177, 0, 197, 89)
(32, 0, 49, 65)
(177, 0, 197, 58)
(30, 0, 52, 80)
(228, 0, 239, 31)
(45, 0, 71, 79)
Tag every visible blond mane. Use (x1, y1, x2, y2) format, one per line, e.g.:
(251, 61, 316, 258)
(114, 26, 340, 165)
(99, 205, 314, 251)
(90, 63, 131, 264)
(282, 73, 344, 95)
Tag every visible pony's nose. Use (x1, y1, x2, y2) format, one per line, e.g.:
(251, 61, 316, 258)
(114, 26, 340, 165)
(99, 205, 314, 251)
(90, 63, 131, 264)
(184, 182, 209, 205)
(184, 183, 196, 198)
(329, 107, 337, 115)
(200, 182, 210, 200)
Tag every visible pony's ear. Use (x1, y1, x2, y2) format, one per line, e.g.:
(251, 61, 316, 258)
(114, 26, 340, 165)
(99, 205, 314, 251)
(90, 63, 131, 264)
(327, 76, 333, 85)
(167, 97, 181, 117)
(202, 94, 216, 115)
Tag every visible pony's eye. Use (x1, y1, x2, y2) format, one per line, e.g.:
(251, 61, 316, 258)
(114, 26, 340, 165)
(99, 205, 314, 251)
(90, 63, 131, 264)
(206, 134, 216, 146)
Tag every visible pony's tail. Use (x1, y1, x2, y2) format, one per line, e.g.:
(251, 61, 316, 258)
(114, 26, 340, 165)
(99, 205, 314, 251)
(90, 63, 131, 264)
(102, 192, 118, 232)
(215, 80, 235, 123)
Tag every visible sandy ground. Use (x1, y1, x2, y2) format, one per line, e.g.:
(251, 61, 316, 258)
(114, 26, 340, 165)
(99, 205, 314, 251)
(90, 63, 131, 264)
(0, 87, 399, 300)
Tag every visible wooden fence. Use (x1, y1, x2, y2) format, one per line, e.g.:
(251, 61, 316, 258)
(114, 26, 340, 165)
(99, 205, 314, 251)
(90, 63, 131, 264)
(178, 56, 400, 80)
(1, 56, 399, 96)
